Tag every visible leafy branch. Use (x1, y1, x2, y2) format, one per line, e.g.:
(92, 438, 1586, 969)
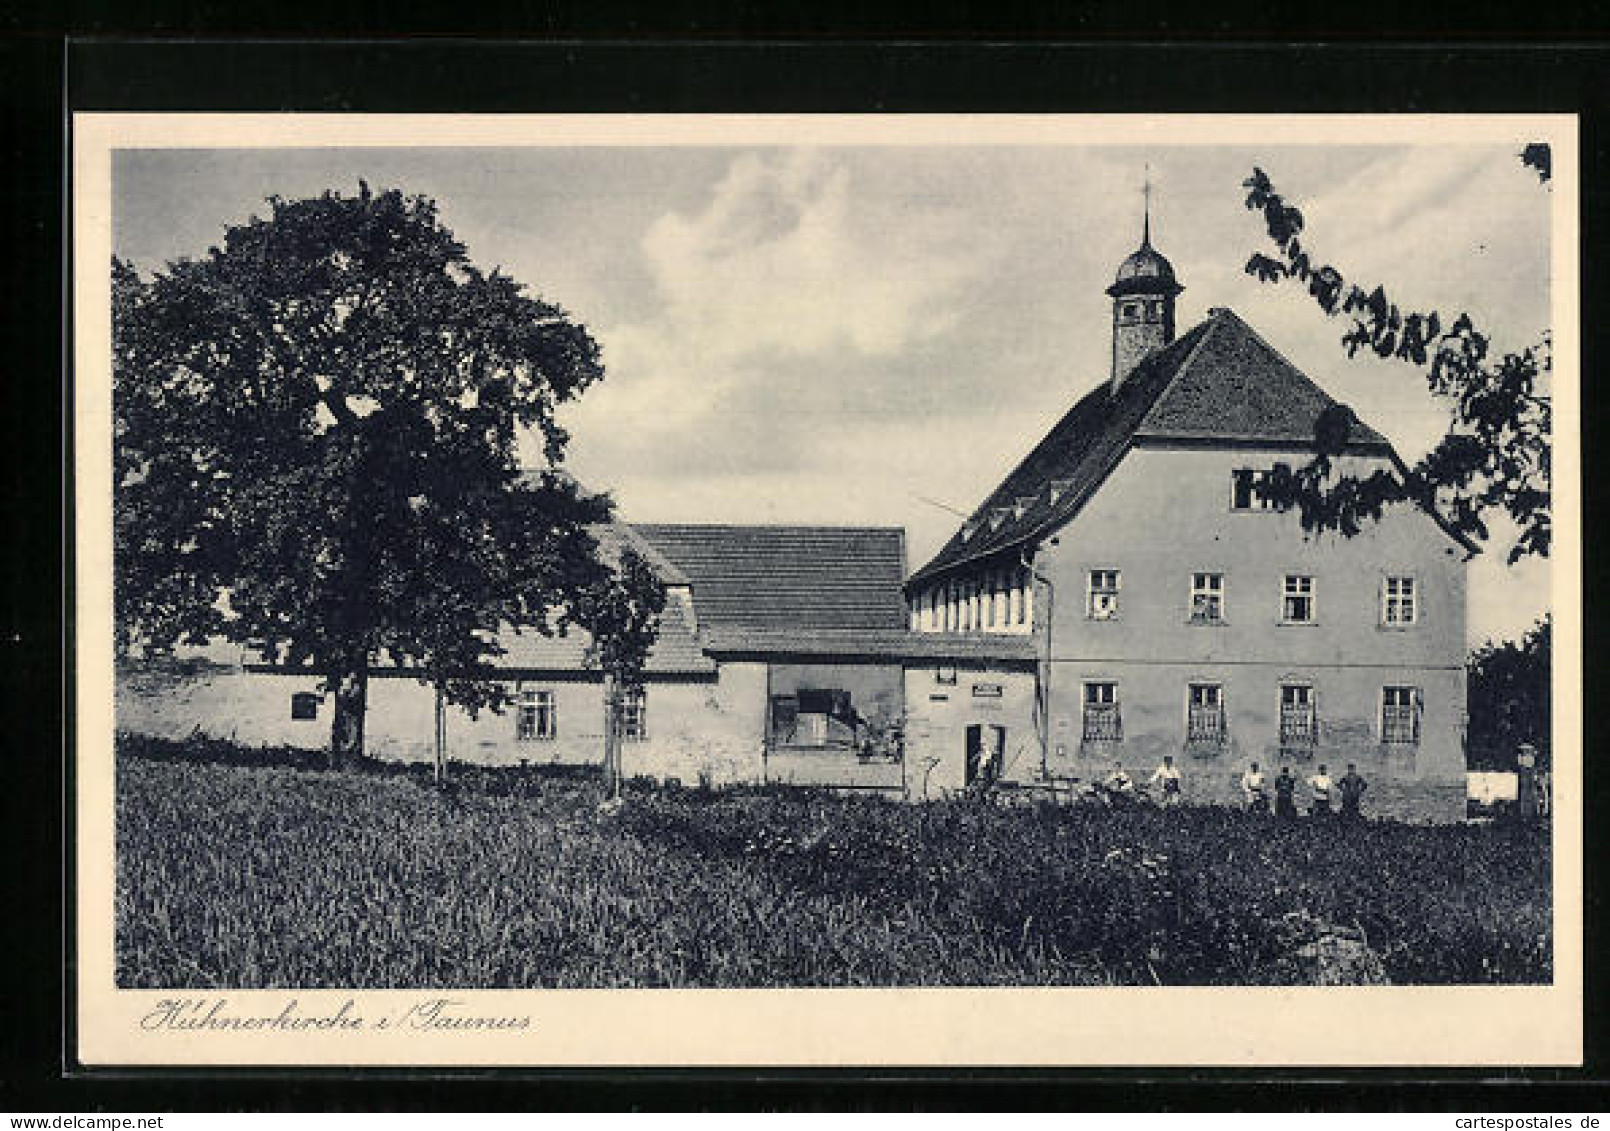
(1241, 156, 1551, 563)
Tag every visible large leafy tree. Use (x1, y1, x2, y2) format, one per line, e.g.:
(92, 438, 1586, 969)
(1240, 153, 1551, 564)
(1467, 616, 1551, 770)
(114, 184, 617, 767)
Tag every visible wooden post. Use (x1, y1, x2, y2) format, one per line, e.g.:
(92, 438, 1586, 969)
(433, 680, 447, 787)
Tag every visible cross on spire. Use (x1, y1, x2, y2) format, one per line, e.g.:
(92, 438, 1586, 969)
(1142, 163, 1152, 246)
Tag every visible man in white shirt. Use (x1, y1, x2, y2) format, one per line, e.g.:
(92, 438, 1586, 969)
(1150, 755, 1183, 808)
(1241, 761, 1268, 814)
(1307, 763, 1335, 818)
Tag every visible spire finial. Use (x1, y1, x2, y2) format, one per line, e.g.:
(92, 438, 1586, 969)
(1142, 163, 1152, 246)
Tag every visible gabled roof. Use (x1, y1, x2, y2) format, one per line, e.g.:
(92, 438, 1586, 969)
(634, 524, 909, 633)
(493, 591, 714, 676)
(587, 522, 690, 587)
(907, 307, 1407, 587)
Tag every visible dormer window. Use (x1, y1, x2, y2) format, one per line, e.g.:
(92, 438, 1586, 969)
(1014, 495, 1038, 518)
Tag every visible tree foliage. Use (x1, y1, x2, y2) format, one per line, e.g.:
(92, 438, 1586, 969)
(114, 183, 619, 765)
(1466, 616, 1551, 770)
(1241, 154, 1551, 564)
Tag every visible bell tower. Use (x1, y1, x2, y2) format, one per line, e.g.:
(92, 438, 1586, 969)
(1106, 175, 1183, 391)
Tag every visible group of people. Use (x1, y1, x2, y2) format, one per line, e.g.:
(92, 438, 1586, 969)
(1099, 756, 1370, 819)
(1240, 760, 1368, 819)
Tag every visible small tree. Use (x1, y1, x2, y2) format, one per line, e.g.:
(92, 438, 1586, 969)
(114, 184, 610, 768)
(1467, 616, 1551, 771)
(1240, 155, 1550, 564)
(572, 546, 667, 801)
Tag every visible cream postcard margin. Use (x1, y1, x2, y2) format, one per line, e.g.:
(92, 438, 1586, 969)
(73, 113, 1582, 1067)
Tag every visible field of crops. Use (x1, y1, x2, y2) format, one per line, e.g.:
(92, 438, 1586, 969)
(115, 734, 1552, 988)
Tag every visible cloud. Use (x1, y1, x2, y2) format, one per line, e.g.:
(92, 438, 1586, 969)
(559, 149, 992, 444)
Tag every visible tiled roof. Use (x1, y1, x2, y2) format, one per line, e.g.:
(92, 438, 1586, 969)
(908, 308, 1401, 587)
(587, 522, 691, 586)
(488, 519, 707, 675)
(1136, 312, 1389, 444)
(700, 627, 1038, 664)
(493, 592, 714, 675)
(633, 524, 909, 632)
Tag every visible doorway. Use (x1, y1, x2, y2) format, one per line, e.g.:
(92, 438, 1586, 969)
(965, 723, 1006, 787)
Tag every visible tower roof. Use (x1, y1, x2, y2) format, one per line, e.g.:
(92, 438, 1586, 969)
(1106, 174, 1183, 298)
(1106, 237, 1182, 298)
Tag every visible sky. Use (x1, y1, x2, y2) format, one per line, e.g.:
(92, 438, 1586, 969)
(113, 142, 1554, 647)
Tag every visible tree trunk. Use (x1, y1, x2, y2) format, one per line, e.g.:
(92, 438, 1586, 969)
(329, 664, 369, 770)
(433, 680, 447, 787)
(602, 672, 621, 800)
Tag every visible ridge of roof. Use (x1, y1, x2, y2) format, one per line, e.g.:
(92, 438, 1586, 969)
(907, 307, 1422, 587)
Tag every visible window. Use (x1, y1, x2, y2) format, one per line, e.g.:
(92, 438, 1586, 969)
(290, 691, 320, 721)
(1082, 682, 1122, 742)
(936, 666, 957, 686)
(1190, 572, 1225, 623)
(1122, 302, 1139, 318)
(516, 688, 557, 742)
(1231, 469, 1270, 511)
(1382, 576, 1417, 626)
(1381, 686, 1421, 745)
(1186, 683, 1226, 746)
(1230, 466, 1289, 511)
(1087, 569, 1121, 620)
(1279, 684, 1317, 749)
(617, 687, 646, 742)
(1281, 575, 1315, 623)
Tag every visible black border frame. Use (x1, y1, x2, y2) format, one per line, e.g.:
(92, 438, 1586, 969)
(7, 31, 1607, 1111)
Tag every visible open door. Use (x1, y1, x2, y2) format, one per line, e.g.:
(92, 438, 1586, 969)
(965, 724, 1007, 787)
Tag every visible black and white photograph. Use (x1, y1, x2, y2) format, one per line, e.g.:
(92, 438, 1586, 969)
(72, 114, 1579, 1067)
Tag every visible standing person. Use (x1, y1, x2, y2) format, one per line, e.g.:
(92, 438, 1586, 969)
(1274, 765, 1298, 820)
(1150, 754, 1183, 809)
(1308, 763, 1335, 818)
(1338, 763, 1368, 821)
(1517, 743, 1539, 820)
(1241, 761, 1268, 814)
(1105, 761, 1134, 806)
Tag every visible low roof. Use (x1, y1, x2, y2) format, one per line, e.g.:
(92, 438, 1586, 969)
(587, 522, 690, 586)
(907, 307, 1433, 588)
(493, 591, 714, 676)
(634, 523, 909, 633)
(699, 626, 1038, 664)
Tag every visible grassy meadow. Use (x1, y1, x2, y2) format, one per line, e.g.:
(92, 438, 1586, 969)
(115, 734, 1552, 988)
